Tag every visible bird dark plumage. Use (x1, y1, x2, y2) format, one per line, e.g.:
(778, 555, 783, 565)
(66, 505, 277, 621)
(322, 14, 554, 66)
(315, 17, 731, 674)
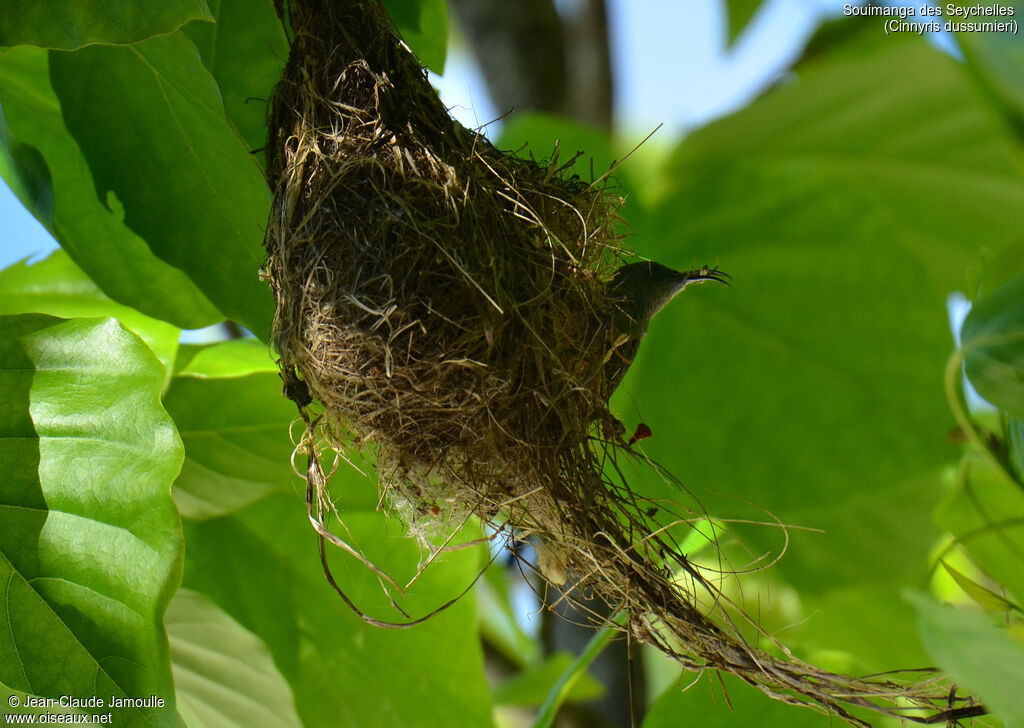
(603, 261, 729, 398)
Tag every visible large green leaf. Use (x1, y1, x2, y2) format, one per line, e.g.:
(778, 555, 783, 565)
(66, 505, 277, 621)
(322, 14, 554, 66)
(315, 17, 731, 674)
(909, 592, 1024, 726)
(0, 0, 212, 50)
(182, 489, 494, 728)
(0, 314, 184, 726)
(643, 672, 832, 728)
(616, 38, 1024, 668)
(183, 0, 288, 165)
(0, 249, 180, 381)
(962, 272, 1024, 417)
(0, 46, 222, 329)
(164, 348, 297, 519)
(167, 588, 302, 728)
(49, 32, 274, 338)
(382, 0, 447, 73)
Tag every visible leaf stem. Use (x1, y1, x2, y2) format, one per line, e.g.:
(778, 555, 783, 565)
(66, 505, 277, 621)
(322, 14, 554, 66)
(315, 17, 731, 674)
(944, 350, 1016, 485)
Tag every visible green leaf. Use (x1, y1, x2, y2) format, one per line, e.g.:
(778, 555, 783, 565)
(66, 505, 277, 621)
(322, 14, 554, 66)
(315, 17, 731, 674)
(0, 249, 180, 381)
(0, 0, 213, 50)
(956, 0, 1024, 121)
(935, 456, 1024, 606)
(49, 33, 274, 339)
(629, 38, 1024, 602)
(909, 591, 1024, 726)
(723, 0, 762, 44)
(533, 613, 624, 728)
(974, 241, 1024, 299)
(382, 0, 447, 73)
(0, 314, 184, 726)
(182, 489, 494, 728)
(167, 588, 302, 728)
(183, 0, 288, 165)
(962, 272, 1024, 417)
(1008, 414, 1024, 482)
(643, 672, 833, 728)
(1, 682, 84, 719)
(492, 652, 603, 707)
(175, 338, 276, 378)
(0, 103, 53, 226)
(794, 14, 889, 71)
(164, 371, 297, 520)
(165, 339, 292, 520)
(497, 113, 616, 184)
(0, 46, 222, 329)
(786, 584, 930, 670)
(941, 560, 1020, 612)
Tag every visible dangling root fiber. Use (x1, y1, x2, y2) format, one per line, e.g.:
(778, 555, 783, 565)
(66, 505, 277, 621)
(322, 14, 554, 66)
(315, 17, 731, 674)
(262, 1, 983, 724)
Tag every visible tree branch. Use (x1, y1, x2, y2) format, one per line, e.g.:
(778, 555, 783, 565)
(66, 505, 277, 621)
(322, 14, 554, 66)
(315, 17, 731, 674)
(448, 0, 615, 130)
(564, 0, 614, 130)
(447, 0, 567, 117)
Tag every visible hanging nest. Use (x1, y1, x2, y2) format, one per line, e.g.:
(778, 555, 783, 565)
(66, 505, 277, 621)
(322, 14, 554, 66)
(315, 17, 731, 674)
(262, 1, 983, 725)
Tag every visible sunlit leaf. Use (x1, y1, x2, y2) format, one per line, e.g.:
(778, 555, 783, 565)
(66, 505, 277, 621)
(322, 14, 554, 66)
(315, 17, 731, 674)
(175, 338, 276, 379)
(0, 46, 222, 329)
(0, 314, 184, 726)
(167, 588, 302, 728)
(49, 33, 274, 338)
(164, 372, 297, 520)
(0, 249, 180, 380)
(164, 339, 292, 520)
(941, 560, 1019, 612)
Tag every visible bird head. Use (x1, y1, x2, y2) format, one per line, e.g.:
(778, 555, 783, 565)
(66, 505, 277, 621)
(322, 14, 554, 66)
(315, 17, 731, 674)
(609, 261, 729, 339)
(602, 260, 729, 400)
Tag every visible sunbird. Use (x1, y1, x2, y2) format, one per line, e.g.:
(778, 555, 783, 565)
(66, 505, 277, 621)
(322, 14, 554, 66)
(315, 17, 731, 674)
(604, 261, 729, 397)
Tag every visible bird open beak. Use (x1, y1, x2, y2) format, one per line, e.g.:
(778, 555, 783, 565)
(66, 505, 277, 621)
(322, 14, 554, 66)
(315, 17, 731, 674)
(688, 266, 731, 285)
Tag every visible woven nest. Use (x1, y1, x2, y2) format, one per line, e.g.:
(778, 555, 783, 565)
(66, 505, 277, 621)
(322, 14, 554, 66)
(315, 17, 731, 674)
(262, 1, 983, 725)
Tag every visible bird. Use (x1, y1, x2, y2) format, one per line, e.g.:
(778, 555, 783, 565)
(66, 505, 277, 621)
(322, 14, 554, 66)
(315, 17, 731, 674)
(603, 260, 729, 399)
